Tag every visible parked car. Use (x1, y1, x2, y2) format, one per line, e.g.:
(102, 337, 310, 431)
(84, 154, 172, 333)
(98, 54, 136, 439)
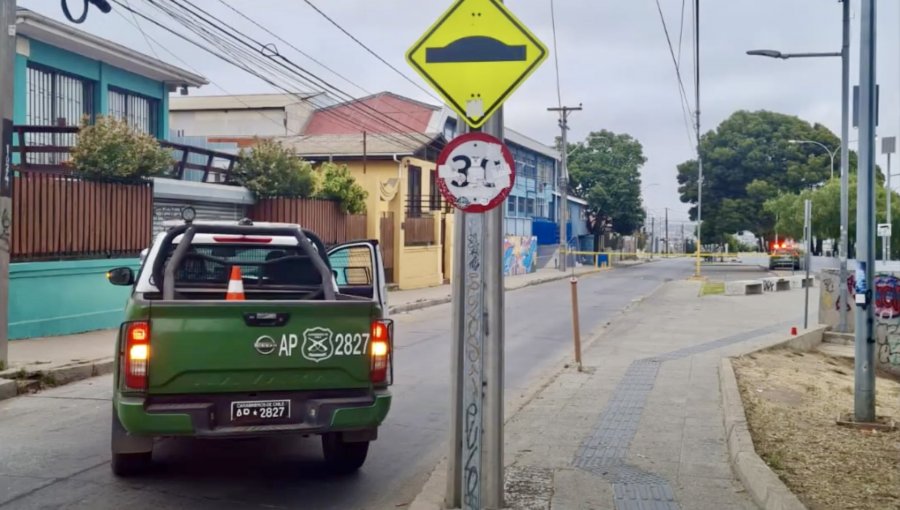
(107, 217, 391, 476)
(769, 246, 801, 270)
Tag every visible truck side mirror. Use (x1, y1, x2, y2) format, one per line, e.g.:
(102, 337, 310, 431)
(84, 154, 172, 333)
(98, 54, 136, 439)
(107, 267, 135, 286)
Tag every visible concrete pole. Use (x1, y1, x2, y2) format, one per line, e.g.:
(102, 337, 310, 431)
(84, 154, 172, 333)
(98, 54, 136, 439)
(0, 0, 16, 369)
(650, 216, 655, 259)
(665, 208, 669, 255)
(838, 0, 851, 332)
(694, 0, 703, 277)
(804, 199, 812, 329)
(854, 0, 877, 423)
(480, 111, 504, 510)
(549, 105, 581, 271)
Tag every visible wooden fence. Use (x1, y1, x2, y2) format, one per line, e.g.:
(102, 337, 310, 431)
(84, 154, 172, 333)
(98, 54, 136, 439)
(403, 216, 436, 246)
(250, 198, 367, 246)
(11, 171, 153, 261)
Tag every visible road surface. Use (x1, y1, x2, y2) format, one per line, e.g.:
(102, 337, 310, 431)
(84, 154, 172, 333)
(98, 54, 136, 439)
(0, 259, 694, 510)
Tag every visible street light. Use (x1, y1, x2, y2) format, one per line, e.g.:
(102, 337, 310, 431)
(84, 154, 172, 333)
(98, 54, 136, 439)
(789, 139, 837, 180)
(746, 0, 850, 334)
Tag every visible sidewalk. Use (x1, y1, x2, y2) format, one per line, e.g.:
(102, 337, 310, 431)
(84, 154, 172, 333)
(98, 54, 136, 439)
(413, 278, 817, 509)
(0, 264, 610, 395)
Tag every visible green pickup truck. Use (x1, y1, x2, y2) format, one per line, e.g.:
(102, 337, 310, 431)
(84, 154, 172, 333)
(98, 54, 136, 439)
(106, 218, 392, 476)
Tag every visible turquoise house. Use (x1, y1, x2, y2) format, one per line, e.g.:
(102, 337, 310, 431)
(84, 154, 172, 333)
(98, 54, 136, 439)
(9, 9, 207, 340)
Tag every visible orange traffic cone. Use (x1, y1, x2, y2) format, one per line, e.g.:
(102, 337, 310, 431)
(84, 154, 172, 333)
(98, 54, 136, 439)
(226, 266, 245, 301)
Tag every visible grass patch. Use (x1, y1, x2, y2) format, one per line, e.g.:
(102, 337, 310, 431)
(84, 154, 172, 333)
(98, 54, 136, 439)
(700, 280, 725, 296)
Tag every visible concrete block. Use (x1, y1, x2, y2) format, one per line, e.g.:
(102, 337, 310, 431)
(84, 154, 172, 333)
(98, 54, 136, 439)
(92, 359, 115, 376)
(762, 277, 791, 292)
(725, 280, 764, 296)
(783, 326, 826, 352)
(823, 331, 854, 346)
(0, 379, 17, 401)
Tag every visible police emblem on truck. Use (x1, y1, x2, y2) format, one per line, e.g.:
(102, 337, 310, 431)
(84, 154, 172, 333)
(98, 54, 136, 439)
(301, 327, 335, 363)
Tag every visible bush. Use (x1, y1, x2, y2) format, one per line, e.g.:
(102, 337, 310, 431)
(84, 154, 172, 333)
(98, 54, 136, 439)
(234, 139, 316, 198)
(315, 162, 368, 214)
(70, 116, 171, 181)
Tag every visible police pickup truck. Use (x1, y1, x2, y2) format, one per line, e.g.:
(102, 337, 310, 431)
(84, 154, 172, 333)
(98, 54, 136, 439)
(106, 217, 392, 476)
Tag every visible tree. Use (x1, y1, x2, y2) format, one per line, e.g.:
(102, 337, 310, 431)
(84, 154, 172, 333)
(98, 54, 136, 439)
(71, 116, 171, 181)
(677, 110, 860, 243)
(316, 162, 368, 214)
(234, 139, 316, 199)
(567, 130, 647, 250)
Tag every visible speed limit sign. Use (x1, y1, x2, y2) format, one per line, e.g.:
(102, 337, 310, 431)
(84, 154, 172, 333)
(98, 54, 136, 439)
(436, 132, 516, 213)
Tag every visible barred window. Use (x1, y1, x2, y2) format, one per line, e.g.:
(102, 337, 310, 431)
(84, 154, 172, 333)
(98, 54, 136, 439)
(108, 88, 158, 135)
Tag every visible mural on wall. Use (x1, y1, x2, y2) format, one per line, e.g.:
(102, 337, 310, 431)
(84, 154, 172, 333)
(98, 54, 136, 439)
(503, 236, 537, 276)
(819, 270, 900, 375)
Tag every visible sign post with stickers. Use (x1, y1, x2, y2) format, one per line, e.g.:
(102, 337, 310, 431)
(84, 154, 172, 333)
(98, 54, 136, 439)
(407, 1, 547, 508)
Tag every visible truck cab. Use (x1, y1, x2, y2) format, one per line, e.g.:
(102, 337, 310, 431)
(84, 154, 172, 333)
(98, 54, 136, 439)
(107, 218, 392, 476)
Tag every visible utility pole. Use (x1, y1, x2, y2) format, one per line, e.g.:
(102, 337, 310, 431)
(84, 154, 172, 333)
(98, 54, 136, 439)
(803, 199, 812, 329)
(650, 216, 655, 259)
(855, 0, 877, 424)
(838, 0, 851, 332)
(693, 0, 703, 277)
(0, 0, 16, 369)
(548, 104, 581, 272)
(682, 224, 685, 254)
(664, 208, 669, 255)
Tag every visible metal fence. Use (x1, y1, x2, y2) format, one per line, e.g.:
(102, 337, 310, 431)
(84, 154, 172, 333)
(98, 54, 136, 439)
(10, 170, 153, 261)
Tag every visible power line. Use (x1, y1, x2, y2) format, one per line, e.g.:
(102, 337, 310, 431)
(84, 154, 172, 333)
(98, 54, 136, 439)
(653, 0, 694, 147)
(113, 0, 415, 147)
(215, 0, 370, 97)
(549, 0, 563, 109)
(124, 0, 159, 59)
(165, 0, 441, 147)
(111, 4, 299, 136)
(136, 0, 435, 150)
(301, 0, 443, 103)
(676, 0, 686, 67)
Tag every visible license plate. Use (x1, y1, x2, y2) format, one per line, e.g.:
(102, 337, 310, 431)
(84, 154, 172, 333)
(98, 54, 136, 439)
(230, 400, 290, 424)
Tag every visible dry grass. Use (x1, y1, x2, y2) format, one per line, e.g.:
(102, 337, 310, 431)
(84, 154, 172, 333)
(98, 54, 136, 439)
(733, 349, 900, 510)
(700, 280, 725, 296)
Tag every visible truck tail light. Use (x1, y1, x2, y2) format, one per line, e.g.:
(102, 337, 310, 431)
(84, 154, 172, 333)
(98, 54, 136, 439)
(124, 321, 150, 390)
(370, 320, 392, 384)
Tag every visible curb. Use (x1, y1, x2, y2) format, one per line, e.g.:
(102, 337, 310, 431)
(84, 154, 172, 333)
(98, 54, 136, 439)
(0, 358, 115, 404)
(718, 325, 827, 510)
(387, 267, 608, 315)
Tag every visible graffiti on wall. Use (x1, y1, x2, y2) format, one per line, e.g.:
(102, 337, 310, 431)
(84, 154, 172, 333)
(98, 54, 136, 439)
(503, 236, 537, 276)
(820, 270, 900, 373)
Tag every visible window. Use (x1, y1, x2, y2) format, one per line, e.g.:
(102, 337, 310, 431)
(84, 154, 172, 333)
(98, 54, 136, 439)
(108, 88, 159, 135)
(408, 165, 423, 217)
(167, 245, 323, 288)
(25, 65, 94, 165)
(507, 197, 516, 216)
(517, 196, 526, 216)
(429, 169, 442, 211)
(526, 198, 535, 217)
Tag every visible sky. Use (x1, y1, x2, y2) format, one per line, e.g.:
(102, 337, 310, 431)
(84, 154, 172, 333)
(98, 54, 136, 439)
(21, 0, 900, 226)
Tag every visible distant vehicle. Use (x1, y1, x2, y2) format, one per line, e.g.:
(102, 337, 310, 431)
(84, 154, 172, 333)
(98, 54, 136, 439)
(106, 216, 392, 476)
(769, 241, 802, 270)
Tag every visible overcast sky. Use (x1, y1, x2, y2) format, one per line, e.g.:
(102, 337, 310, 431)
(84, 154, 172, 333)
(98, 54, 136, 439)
(22, 0, 900, 225)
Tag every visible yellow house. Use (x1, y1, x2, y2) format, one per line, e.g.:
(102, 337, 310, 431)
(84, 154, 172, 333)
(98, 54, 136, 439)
(280, 132, 453, 290)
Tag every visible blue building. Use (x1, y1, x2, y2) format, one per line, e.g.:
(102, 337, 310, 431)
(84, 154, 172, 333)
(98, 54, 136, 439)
(504, 129, 559, 238)
(12, 9, 206, 141)
(9, 9, 209, 340)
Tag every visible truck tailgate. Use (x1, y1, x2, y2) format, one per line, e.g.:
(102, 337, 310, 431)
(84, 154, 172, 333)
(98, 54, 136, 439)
(147, 301, 377, 394)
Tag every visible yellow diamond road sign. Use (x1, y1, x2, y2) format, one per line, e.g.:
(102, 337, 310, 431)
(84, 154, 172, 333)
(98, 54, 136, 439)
(406, 0, 549, 129)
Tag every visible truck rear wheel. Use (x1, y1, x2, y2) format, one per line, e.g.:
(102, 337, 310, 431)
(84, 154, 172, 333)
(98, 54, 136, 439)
(322, 433, 369, 474)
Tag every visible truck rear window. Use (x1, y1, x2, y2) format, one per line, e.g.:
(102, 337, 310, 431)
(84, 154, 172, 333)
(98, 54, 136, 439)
(164, 244, 324, 288)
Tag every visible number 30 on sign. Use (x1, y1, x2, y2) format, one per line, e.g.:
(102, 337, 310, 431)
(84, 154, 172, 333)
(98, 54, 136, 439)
(436, 132, 516, 213)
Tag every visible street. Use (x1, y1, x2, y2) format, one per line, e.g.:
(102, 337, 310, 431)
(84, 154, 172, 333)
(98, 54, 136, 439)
(0, 260, 693, 510)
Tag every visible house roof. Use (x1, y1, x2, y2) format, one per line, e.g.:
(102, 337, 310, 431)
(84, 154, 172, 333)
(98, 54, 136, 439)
(304, 92, 442, 136)
(16, 8, 207, 88)
(506, 128, 560, 160)
(552, 191, 589, 206)
(276, 132, 442, 158)
(170, 92, 324, 111)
